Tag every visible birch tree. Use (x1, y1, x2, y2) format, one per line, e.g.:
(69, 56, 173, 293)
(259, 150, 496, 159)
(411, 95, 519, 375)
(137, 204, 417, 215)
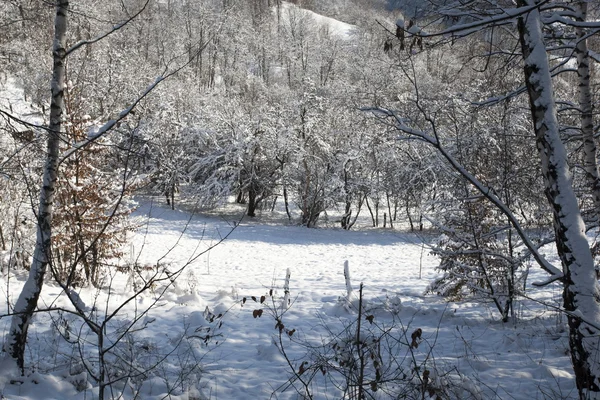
(2, 0, 68, 371)
(517, 1, 600, 395)
(576, 2, 599, 209)
(1, 0, 171, 372)
(383, 0, 600, 396)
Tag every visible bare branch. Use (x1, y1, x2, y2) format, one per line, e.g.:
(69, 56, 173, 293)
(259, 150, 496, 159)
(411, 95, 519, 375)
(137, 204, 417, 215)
(65, 0, 151, 56)
(364, 106, 564, 282)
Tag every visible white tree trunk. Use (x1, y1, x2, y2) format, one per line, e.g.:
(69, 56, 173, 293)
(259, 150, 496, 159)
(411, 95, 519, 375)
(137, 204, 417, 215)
(575, 1, 600, 224)
(3, 0, 68, 371)
(518, 1, 600, 397)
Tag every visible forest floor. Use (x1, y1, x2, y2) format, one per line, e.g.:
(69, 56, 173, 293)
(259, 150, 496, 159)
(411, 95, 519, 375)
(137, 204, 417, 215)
(0, 198, 575, 399)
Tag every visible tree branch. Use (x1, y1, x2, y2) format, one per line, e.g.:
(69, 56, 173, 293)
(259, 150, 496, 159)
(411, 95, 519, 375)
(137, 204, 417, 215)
(364, 106, 564, 283)
(65, 0, 151, 56)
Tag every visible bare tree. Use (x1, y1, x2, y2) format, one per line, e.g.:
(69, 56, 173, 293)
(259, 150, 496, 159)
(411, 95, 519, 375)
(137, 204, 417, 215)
(378, 0, 600, 396)
(517, 1, 600, 395)
(1, 0, 185, 372)
(3, 0, 69, 371)
(574, 1, 600, 225)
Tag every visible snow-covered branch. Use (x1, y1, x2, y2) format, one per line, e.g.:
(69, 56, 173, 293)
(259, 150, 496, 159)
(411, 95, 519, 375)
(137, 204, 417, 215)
(59, 75, 165, 162)
(397, 1, 553, 39)
(65, 0, 151, 56)
(368, 107, 563, 282)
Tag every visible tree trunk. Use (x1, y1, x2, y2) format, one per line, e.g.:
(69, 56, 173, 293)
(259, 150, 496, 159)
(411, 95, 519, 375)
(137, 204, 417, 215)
(3, 0, 68, 372)
(236, 190, 246, 204)
(575, 1, 600, 225)
(170, 181, 175, 210)
(0, 224, 6, 251)
(341, 168, 352, 230)
(406, 196, 414, 231)
(341, 201, 352, 229)
(386, 192, 393, 229)
(518, 2, 600, 397)
(283, 185, 291, 221)
(347, 194, 365, 230)
(247, 184, 258, 217)
(365, 196, 376, 227)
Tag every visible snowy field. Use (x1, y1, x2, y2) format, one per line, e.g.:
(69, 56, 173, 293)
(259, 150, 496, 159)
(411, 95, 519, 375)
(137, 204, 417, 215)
(0, 199, 576, 399)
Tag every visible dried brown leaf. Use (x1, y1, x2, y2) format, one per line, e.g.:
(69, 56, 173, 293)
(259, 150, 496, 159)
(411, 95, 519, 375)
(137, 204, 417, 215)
(299, 362, 308, 375)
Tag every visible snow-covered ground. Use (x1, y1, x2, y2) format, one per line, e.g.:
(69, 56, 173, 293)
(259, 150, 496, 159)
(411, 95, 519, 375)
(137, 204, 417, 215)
(0, 199, 575, 399)
(279, 1, 357, 39)
(0, 77, 44, 129)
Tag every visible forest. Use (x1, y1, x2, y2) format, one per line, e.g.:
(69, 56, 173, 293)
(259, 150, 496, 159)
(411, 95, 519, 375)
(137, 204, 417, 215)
(1, 0, 600, 399)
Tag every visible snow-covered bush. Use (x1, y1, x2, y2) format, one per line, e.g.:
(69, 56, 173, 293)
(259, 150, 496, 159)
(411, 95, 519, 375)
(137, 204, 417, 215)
(429, 197, 527, 322)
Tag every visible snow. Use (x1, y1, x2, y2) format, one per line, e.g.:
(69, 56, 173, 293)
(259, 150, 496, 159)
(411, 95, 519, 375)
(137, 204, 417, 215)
(0, 77, 44, 133)
(280, 2, 356, 39)
(0, 199, 579, 399)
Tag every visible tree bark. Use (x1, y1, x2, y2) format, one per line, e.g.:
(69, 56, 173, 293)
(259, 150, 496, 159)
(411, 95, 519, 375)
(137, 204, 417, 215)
(247, 184, 258, 217)
(283, 185, 291, 221)
(518, 2, 600, 397)
(341, 168, 352, 229)
(0, 224, 6, 251)
(575, 1, 600, 225)
(3, 0, 68, 372)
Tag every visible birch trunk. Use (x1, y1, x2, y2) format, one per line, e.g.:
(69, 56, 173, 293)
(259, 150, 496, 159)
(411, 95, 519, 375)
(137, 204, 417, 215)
(517, 1, 600, 397)
(575, 1, 600, 224)
(3, 0, 68, 371)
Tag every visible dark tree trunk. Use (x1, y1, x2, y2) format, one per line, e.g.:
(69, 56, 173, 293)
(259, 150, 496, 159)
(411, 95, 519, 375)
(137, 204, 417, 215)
(386, 192, 394, 229)
(170, 182, 175, 210)
(0, 224, 5, 250)
(247, 185, 259, 217)
(341, 168, 352, 230)
(341, 204, 351, 230)
(236, 190, 246, 204)
(283, 185, 291, 221)
(406, 198, 414, 231)
(365, 197, 376, 227)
